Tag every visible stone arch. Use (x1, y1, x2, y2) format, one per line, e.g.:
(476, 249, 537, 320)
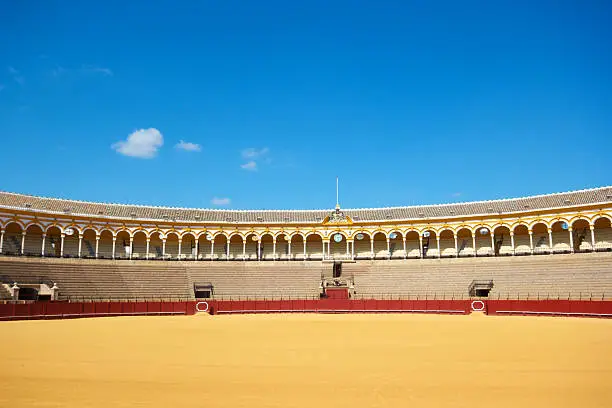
(571, 218, 592, 252)
(352, 231, 372, 259)
(179, 232, 197, 259)
(227, 233, 243, 260)
(531, 222, 550, 254)
(289, 232, 305, 260)
(473, 226, 493, 256)
(97, 229, 114, 259)
(512, 224, 530, 255)
(456, 227, 474, 257)
(438, 229, 456, 257)
(148, 231, 164, 259)
(420, 229, 437, 258)
(387, 230, 404, 259)
(212, 233, 228, 260)
(305, 232, 324, 260)
(1, 221, 23, 255)
(329, 231, 348, 258)
(22, 223, 43, 256)
(115, 230, 132, 259)
(260, 233, 275, 260)
(80, 228, 98, 258)
(404, 230, 421, 258)
(593, 216, 612, 252)
(492, 225, 512, 256)
(242, 232, 259, 260)
(550, 220, 571, 253)
(275, 233, 290, 259)
(371, 231, 388, 259)
(131, 230, 148, 259)
(61, 227, 80, 258)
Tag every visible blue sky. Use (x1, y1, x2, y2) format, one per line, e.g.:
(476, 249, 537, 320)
(1, 0, 610, 210)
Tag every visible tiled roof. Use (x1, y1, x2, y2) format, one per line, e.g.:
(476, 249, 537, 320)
(0, 187, 611, 224)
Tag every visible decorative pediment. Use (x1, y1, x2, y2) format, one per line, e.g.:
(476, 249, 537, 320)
(322, 206, 353, 225)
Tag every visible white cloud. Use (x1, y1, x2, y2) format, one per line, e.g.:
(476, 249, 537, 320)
(241, 147, 269, 159)
(8, 66, 24, 85)
(112, 128, 164, 159)
(211, 197, 231, 206)
(240, 161, 258, 171)
(451, 192, 462, 198)
(82, 65, 113, 76)
(175, 140, 201, 152)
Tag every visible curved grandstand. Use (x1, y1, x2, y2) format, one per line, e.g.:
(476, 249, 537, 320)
(1, 187, 611, 303)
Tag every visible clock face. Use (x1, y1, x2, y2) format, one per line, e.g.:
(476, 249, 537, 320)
(334, 233, 343, 242)
(389, 232, 397, 239)
(356, 233, 364, 240)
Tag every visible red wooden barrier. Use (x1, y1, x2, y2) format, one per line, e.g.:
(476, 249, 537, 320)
(486, 300, 612, 317)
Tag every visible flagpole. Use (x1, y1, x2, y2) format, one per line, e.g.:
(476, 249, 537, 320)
(336, 176, 339, 208)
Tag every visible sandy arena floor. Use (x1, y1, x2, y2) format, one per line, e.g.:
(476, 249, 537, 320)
(1, 313, 611, 407)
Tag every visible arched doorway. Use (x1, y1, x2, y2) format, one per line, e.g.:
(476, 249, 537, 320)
(438, 230, 455, 258)
(329, 232, 347, 259)
(24, 224, 44, 256)
(593, 217, 612, 252)
(97, 230, 114, 259)
(132, 231, 147, 259)
(2, 222, 23, 255)
(571, 219, 591, 252)
(405, 231, 420, 258)
(474, 226, 493, 256)
(181, 233, 197, 260)
(260, 233, 274, 260)
(115, 230, 131, 259)
(513, 225, 530, 255)
(550, 220, 571, 254)
(531, 222, 549, 254)
(45, 226, 63, 257)
(456, 228, 474, 257)
(353, 232, 371, 259)
(421, 230, 437, 258)
(388, 231, 404, 259)
(228, 234, 243, 260)
(290, 234, 305, 260)
(493, 226, 512, 256)
(276, 234, 290, 260)
(372, 232, 387, 259)
(82, 229, 97, 258)
(305, 233, 323, 260)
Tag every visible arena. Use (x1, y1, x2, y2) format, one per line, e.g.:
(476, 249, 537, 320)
(1, 313, 611, 408)
(1, 187, 612, 407)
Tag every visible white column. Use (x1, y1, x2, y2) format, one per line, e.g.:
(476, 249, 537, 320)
(370, 239, 374, 259)
(78, 234, 83, 258)
(490, 233, 495, 255)
(41, 234, 46, 256)
(195, 240, 199, 260)
(454, 234, 458, 257)
(568, 228, 574, 253)
(590, 226, 596, 251)
(60, 233, 65, 257)
(548, 228, 553, 253)
(111, 236, 116, 259)
(95, 236, 99, 258)
(257, 240, 261, 261)
(436, 237, 441, 258)
(402, 237, 407, 259)
(303, 239, 307, 260)
(346, 239, 350, 257)
(322, 240, 326, 259)
(161, 239, 166, 259)
(528, 231, 534, 254)
(21, 231, 26, 255)
(273, 239, 277, 260)
(146, 238, 150, 260)
(0, 229, 4, 254)
(178, 238, 182, 260)
(387, 238, 391, 259)
(226, 240, 230, 260)
(510, 232, 515, 255)
(129, 237, 134, 260)
(472, 235, 476, 256)
(350, 239, 355, 259)
(419, 235, 423, 258)
(288, 238, 292, 259)
(242, 240, 246, 260)
(210, 240, 215, 259)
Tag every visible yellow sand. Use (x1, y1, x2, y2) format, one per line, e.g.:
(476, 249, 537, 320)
(1, 313, 611, 408)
